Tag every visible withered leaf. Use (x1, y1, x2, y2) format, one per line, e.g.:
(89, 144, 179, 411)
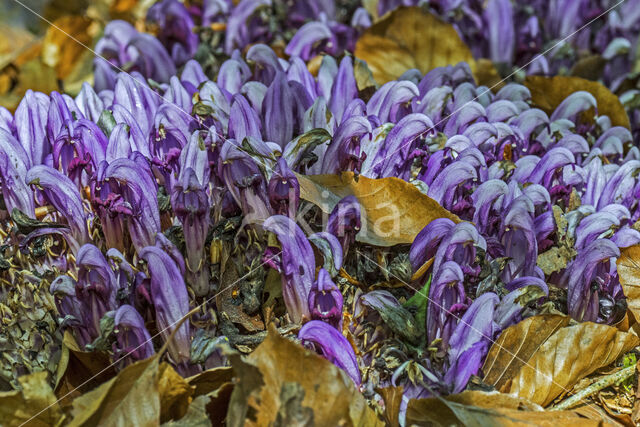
(297, 172, 460, 246)
(187, 367, 234, 397)
(162, 395, 212, 427)
(508, 322, 639, 407)
(406, 390, 611, 426)
(354, 7, 474, 84)
(0, 371, 63, 427)
(69, 355, 161, 426)
(227, 324, 383, 427)
(42, 15, 94, 81)
(616, 245, 640, 322)
(377, 386, 403, 427)
(158, 362, 194, 423)
(482, 315, 571, 392)
(524, 75, 631, 129)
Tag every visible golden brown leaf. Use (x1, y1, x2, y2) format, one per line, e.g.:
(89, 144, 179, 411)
(69, 356, 161, 426)
(483, 315, 571, 391)
(162, 395, 212, 427)
(226, 324, 383, 427)
(508, 322, 639, 407)
(377, 386, 403, 427)
(617, 245, 640, 322)
(524, 75, 631, 129)
(354, 7, 474, 84)
(42, 15, 94, 80)
(187, 367, 234, 397)
(297, 172, 460, 246)
(158, 363, 194, 423)
(0, 371, 64, 427)
(406, 390, 613, 426)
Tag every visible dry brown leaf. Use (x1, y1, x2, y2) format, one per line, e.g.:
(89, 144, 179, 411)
(297, 172, 460, 246)
(617, 245, 640, 322)
(162, 395, 212, 427)
(377, 385, 403, 427)
(42, 15, 94, 80)
(0, 371, 64, 427)
(187, 367, 234, 397)
(54, 331, 116, 404)
(525, 75, 631, 129)
(354, 7, 474, 84)
(226, 324, 383, 427)
(482, 315, 571, 391)
(205, 382, 234, 427)
(406, 390, 612, 426)
(158, 362, 194, 423)
(508, 322, 639, 407)
(69, 355, 161, 426)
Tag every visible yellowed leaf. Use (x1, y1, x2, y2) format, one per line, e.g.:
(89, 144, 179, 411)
(525, 75, 631, 129)
(158, 363, 194, 423)
(227, 324, 383, 427)
(0, 371, 64, 427)
(406, 390, 613, 426)
(297, 172, 460, 246)
(187, 367, 234, 397)
(617, 245, 640, 322)
(42, 15, 95, 81)
(377, 386, 403, 427)
(508, 322, 639, 407)
(161, 395, 212, 427)
(354, 7, 474, 84)
(69, 356, 161, 426)
(483, 315, 571, 392)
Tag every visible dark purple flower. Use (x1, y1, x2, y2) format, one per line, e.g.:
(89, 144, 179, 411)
(308, 268, 343, 329)
(298, 320, 361, 385)
(327, 195, 361, 257)
(113, 304, 155, 366)
(146, 0, 198, 65)
(268, 157, 299, 218)
(263, 215, 315, 323)
(50, 274, 93, 347)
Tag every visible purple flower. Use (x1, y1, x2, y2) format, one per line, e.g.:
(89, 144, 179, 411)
(0, 128, 35, 216)
(146, 0, 198, 65)
(327, 195, 362, 257)
(308, 231, 343, 277)
(263, 215, 315, 323)
(171, 131, 211, 296)
(268, 157, 299, 218)
(298, 320, 361, 385)
(50, 274, 93, 347)
(113, 304, 155, 366)
(308, 268, 343, 329)
(427, 261, 467, 348)
(139, 245, 192, 367)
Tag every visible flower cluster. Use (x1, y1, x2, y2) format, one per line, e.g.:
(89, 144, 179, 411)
(2, 0, 640, 425)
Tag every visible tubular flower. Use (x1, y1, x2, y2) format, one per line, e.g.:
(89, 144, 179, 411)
(298, 320, 361, 385)
(327, 195, 362, 257)
(263, 215, 315, 323)
(308, 268, 344, 329)
(113, 304, 155, 366)
(268, 157, 300, 218)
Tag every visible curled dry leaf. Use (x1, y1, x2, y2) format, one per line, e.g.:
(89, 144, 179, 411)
(187, 367, 234, 397)
(508, 322, 639, 407)
(482, 314, 571, 392)
(377, 385, 403, 427)
(406, 390, 613, 426)
(297, 172, 460, 246)
(161, 395, 212, 427)
(354, 7, 473, 84)
(226, 324, 383, 427)
(0, 371, 63, 427)
(524, 75, 631, 129)
(158, 362, 194, 423)
(616, 245, 640, 322)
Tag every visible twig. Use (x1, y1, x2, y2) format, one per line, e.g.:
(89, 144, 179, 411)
(552, 364, 636, 411)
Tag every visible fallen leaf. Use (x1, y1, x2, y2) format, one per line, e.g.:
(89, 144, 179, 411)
(354, 7, 474, 84)
(353, 57, 378, 91)
(69, 356, 161, 426)
(570, 55, 606, 81)
(297, 172, 460, 246)
(483, 315, 571, 392)
(54, 331, 116, 405)
(158, 362, 194, 423)
(0, 371, 64, 427)
(508, 322, 639, 407)
(406, 390, 612, 426)
(537, 246, 577, 276)
(205, 382, 234, 427)
(524, 75, 631, 129)
(162, 395, 212, 427)
(617, 245, 640, 322)
(377, 386, 403, 427)
(187, 367, 234, 397)
(226, 324, 383, 427)
(42, 15, 94, 80)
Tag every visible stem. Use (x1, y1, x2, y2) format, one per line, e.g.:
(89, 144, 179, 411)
(552, 364, 636, 411)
